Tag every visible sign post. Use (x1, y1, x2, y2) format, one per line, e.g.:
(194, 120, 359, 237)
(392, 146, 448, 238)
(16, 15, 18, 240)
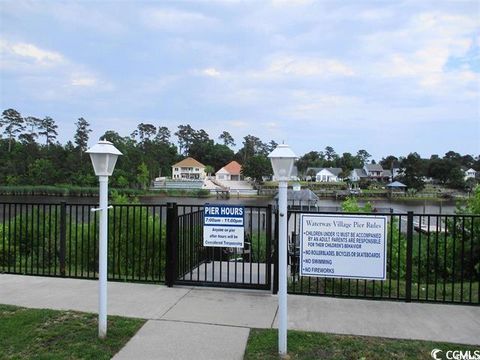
(300, 214, 387, 279)
(203, 204, 245, 248)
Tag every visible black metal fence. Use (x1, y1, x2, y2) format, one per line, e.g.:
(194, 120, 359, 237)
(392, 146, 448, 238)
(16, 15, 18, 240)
(171, 204, 273, 290)
(1, 201, 478, 305)
(284, 210, 479, 305)
(0, 202, 167, 283)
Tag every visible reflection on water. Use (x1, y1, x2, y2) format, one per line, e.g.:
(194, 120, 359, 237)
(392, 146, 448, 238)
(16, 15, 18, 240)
(0, 195, 459, 214)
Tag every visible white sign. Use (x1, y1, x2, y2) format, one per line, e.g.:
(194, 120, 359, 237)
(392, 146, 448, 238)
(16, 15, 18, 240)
(300, 214, 387, 280)
(203, 204, 244, 248)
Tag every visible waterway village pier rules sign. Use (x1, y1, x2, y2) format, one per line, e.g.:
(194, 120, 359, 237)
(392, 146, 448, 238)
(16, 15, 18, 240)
(300, 214, 387, 280)
(203, 204, 245, 248)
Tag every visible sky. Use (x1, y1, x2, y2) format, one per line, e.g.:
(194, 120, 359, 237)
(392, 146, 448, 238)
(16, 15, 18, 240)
(0, 0, 479, 161)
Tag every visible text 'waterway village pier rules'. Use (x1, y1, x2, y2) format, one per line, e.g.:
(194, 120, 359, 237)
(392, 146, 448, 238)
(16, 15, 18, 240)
(300, 214, 387, 280)
(203, 204, 245, 248)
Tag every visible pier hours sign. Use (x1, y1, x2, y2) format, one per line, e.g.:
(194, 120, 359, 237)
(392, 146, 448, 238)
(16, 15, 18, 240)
(300, 214, 387, 280)
(203, 204, 245, 248)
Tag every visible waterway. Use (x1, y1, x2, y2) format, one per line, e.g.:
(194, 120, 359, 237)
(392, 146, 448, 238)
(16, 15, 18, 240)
(0, 195, 460, 214)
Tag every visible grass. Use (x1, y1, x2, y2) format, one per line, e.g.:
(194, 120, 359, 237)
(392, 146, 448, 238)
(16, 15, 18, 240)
(245, 329, 480, 360)
(0, 304, 145, 360)
(0, 185, 213, 198)
(288, 277, 479, 303)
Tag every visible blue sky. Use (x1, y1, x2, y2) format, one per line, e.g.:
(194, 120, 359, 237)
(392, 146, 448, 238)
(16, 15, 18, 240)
(1, 0, 479, 161)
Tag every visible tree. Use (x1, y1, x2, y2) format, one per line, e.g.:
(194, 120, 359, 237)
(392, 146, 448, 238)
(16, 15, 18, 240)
(241, 155, 272, 182)
(356, 149, 371, 166)
(192, 129, 210, 143)
(137, 123, 157, 142)
(24, 116, 41, 141)
(137, 162, 150, 189)
(155, 126, 171, 144)
(38, 116, 58, 146)
(296, 151, 323, 174)
(205, 165, 214, 175)
(380, 155, 399, 170)
(399, 152, 425, 191)
(28, 159, 56, 185)
(219, 131, 235, 147)
(175, 124, 196, 155)
(266, 140, 278, 153)
(1, 108, 25, 152)
(339, 152, 361, 172)
(324, 146, 337, 161)
(74, 117, 92, 157)
(236, 135, 267, 163)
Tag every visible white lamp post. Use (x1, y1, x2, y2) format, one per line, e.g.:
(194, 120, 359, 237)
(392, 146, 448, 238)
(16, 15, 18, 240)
(86, 140, 122, 339)
(268, 144, 296, 357)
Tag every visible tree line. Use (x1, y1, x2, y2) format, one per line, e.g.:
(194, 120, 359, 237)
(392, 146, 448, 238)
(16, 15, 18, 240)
(1, 107, 479, 191)
(0, 108, 276, 188)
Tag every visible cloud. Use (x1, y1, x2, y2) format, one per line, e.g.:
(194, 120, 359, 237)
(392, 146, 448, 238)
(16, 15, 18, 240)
(271, 0, 314, 7)
(71, 74, 98, 87)
(0, 40, 64, 67)
(141, 8, 217, 32)
(202, 68, 221, 77)
(228, 120, 249, 128)
(1, 1, 127, 35)
(198, 54, 355, 85)
(261, 55, 355, 78)
(363, 11, 478, 92)
(0, 38, 110, 97)
(357, 8, 393, 21)
(10, 43, 64, 64)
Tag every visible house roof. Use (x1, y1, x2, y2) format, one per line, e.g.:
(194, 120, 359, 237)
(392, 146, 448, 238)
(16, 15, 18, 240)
(365, 164, 384, 172)
(173, 157, 205, 168)
(218, 161, 242, 175)
(386, 181, 407, 188)
(306, 167, 322, 175)
(383, 169, 392, 177)
(352, 168, 368, 177)
(317, 168, 343, 176)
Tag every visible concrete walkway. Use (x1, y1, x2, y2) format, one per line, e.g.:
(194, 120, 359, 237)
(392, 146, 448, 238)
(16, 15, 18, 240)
(1, 274, 479, 359)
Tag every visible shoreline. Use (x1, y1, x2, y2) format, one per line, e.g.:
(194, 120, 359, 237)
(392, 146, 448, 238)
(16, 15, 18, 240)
(0, 186, 468, 203)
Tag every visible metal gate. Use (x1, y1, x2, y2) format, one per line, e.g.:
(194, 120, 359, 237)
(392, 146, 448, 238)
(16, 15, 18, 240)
(165, 203, 273, 290)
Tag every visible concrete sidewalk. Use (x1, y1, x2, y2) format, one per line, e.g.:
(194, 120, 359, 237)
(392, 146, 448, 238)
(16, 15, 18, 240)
(1, 274, 479, 359)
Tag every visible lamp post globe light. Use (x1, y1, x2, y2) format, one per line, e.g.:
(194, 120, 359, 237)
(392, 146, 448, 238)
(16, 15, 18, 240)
(268, 144, 296, 357)
(86, 140, 122, 339)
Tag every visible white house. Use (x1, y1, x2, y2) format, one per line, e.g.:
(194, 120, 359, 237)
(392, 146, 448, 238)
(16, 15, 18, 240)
(464, 168, 477, 181)
(216, 161, 242, 181)
(315, 168, 343, 182)
(364, 164, 384, 180)
(349, 168, 368, 182)
(171, 157, 206, 180)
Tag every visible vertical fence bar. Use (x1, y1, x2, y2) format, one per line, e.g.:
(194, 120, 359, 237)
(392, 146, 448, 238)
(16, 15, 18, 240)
(469, 216, 474, 303)
(8, 204, 12, 273)
(159, 206, 163, 282)
(74, 205, 79, 277)
(165, 202, 178, 287)
(405, 211, 414, 303)
(132, 206, 136, 281)
(426, 215, 431, 301)
(452, 216, 457, 302)
(460, 216, 465, 303)
(59, 202, 67, 277)
(417, 215, 422, 300)
(266, 205, 273, 290)
(87, 205, 92, 278)
(273, 209, 279, 294)
(68, 205, 72, 277)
